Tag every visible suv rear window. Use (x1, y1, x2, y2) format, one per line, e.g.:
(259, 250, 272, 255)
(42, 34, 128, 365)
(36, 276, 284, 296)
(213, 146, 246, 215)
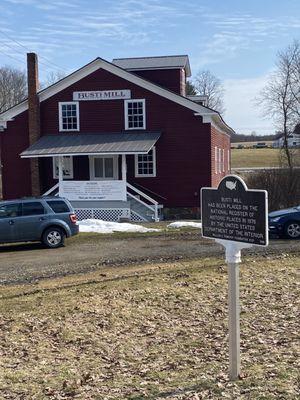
(46, 200, 70, 213)
(22, 202, 45, 216)
(0, 203, 22, 218)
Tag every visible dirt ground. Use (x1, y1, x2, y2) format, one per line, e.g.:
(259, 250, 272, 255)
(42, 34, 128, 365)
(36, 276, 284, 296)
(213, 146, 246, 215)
(0, 230, 299, 285)
(0, 254, 299, 399)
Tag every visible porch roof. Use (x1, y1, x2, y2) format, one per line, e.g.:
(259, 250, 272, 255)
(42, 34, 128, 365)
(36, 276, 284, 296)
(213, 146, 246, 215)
(20, 132, 161, 158)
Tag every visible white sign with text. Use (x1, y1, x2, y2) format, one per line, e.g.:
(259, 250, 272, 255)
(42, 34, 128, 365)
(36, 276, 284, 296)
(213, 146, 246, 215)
(73, 90, 131, 101)
(59, 180, 127, 201)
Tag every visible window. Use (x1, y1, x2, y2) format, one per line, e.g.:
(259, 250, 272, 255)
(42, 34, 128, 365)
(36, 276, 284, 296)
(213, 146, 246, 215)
(47, 200, 70, 213)
(89, 156, 118, 180)
(125, 99, 146, 129)
(22, 202, 45, 216)
(222, 149, 225, 172)
(135, 147, 156, 177)
(215, 147, 218, 174)
(59, 102, 79, 131)
(218, 148, 222, 174)
(53, 156, 74, 179)
(227, 149, 230, 171)
(0, 203, 22, 218)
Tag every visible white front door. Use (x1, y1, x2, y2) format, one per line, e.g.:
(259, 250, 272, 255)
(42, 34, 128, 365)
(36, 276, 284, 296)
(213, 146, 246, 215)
(89, 156, 118, 180)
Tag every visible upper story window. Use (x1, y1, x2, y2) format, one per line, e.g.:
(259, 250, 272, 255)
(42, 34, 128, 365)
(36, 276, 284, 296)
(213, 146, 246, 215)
(124, 99, 146, 130)
(59, 102, 79, 131)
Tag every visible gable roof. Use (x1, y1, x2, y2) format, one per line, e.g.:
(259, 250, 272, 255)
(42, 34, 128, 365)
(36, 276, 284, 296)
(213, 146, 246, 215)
(0, 56, 233, 135)
(112, 55, 191, 77)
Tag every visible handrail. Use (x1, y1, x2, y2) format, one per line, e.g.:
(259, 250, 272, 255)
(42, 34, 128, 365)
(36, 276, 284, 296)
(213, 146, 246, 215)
(127, 192, 155, 212)
(43, 183, 59, 196)
(129, 181, 167, 201)
(126, 182, 159, 222)
(126, 182, 158, 205)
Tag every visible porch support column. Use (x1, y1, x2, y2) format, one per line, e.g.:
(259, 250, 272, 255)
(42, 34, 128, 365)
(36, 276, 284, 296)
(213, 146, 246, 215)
(58, 156, 63, 197)
(122, 154, 127, 183)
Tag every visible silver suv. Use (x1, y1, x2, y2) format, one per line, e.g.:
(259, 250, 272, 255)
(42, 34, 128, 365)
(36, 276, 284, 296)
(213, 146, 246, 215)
(0, 197, 79, 248)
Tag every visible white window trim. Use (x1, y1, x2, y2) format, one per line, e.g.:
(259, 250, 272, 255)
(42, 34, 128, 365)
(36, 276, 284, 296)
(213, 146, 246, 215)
(215, 147, 218, 174)
(222, 149, 225, 172)
(124, 99, 146, 130)
(52, 156, 74, 179)
(218, 148, 222, 174)
(59, 101, 80, 132)
(135, 146, 156, 178)
(89, 155, 118, 180)
(228, 149, 230, 171)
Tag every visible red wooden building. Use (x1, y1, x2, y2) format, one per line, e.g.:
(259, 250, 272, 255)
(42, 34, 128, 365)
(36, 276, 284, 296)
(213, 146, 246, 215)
(0, 54, 233, 221)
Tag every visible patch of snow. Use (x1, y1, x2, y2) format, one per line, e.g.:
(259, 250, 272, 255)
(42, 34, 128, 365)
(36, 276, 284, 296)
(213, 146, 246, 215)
(168, 221, 202, 229)
(78, 219, 161, 234)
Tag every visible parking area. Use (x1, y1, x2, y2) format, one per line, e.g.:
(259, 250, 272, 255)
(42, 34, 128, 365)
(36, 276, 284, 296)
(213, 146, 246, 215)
(0, 230, 299, 285)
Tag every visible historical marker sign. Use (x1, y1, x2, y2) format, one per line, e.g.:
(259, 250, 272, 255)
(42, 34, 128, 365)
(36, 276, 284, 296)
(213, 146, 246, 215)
(201, 175, 268, 246)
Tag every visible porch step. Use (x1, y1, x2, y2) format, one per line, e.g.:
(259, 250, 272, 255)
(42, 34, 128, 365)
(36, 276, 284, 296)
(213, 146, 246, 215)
(127, 195, 163, 221)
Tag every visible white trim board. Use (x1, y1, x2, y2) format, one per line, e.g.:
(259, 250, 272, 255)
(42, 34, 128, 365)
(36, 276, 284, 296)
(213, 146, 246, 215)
(20, 150, 151, 158)
(0, 57, 234, 135)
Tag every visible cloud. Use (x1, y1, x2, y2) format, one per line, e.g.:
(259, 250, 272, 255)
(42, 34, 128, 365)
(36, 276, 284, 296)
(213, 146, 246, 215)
(223, 73, 276, 135)
(192, 10, 300, 68)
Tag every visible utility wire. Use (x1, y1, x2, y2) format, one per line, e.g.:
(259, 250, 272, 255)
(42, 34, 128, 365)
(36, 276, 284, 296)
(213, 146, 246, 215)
(0, 47, 27, 66)
(0, 29, 68, 73)
(0, 41, 56, 74)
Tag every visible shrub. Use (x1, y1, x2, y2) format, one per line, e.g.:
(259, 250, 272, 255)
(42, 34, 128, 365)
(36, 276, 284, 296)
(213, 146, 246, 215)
(246, 169, 300, 211)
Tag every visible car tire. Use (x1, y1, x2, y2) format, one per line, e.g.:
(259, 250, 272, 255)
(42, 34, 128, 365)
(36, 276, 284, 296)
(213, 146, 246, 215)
(42, 227, 65, 248)
(284, 221, 300, 239)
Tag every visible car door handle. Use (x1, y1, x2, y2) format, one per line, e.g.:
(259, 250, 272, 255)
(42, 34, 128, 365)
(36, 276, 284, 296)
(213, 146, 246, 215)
(9, 220, 14, 225)
(39, 217, 45, 221)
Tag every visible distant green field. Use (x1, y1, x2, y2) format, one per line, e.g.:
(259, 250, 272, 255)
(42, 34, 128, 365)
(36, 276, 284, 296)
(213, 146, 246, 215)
(231, 148, 281, 168)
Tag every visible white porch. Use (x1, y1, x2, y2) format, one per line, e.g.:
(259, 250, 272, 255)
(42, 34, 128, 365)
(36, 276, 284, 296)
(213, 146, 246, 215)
(44, 158, 161, 222)
(21, 132, 162, 222)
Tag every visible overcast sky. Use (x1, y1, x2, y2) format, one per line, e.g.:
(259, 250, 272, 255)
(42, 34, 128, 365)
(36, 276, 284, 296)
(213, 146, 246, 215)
(1, 0, 300, 135)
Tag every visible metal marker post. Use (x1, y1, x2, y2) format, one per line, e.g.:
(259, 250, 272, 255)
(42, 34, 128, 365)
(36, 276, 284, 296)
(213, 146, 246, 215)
(216, 239, 252, 380)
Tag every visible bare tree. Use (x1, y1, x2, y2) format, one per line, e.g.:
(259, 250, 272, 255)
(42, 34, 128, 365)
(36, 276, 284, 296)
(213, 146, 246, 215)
(0, 66, 27, 113)
(258, 41, 300, 170)
(192, 70, 225, 114)
(41, 71, 66, 89)
(186, 80, 197, 95)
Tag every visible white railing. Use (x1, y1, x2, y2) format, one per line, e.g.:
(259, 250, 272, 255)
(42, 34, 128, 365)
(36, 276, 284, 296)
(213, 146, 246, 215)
(43, 181, 160, 222)
(43, 183, 59, 196)
(126, 182, 159, 222)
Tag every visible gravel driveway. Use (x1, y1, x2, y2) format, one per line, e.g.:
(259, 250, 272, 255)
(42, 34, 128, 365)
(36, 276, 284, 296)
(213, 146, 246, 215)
(0, 232, 299, 285)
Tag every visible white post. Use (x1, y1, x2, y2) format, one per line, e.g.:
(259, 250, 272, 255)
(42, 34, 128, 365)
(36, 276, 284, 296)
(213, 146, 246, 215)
(58, 156, 63, 197)
(122, 154, 127, 182)
(227, 248, 241, 380)
(216, 239, 252, 380)
(121, 154, 130, 218)
(154, 203, 159, 222)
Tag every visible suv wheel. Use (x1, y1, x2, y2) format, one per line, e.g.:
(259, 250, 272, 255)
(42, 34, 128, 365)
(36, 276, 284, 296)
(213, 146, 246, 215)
(284, 221, 300, 239)
(42, 227, 65, 248)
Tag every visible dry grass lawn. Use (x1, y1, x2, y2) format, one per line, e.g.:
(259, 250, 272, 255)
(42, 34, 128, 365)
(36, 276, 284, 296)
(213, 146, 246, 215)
(231, 148, 281, 168)
(0, 254, 299, 399)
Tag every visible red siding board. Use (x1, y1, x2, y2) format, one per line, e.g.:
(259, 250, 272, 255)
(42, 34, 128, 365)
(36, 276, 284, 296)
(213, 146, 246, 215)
(1, 111, 32, 199)
(210, 126, 231, 188)
(1, 66, 222, 208)
(133, 69, 182, 94)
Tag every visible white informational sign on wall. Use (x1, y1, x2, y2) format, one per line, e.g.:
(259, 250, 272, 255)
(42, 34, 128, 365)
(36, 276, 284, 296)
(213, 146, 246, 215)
(73, 90, 131, 101)
(59, 180, 127, 201)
